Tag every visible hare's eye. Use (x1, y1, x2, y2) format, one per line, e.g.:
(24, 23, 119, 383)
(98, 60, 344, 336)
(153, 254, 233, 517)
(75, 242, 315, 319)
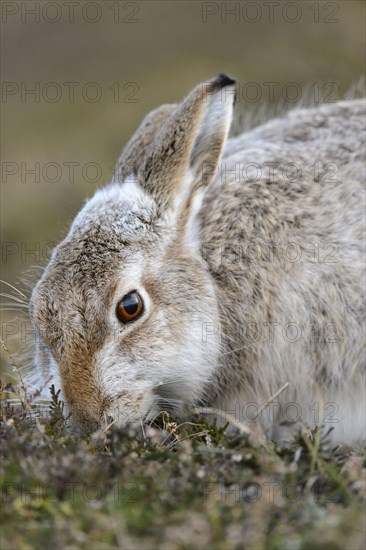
(116, 292, 144, 323)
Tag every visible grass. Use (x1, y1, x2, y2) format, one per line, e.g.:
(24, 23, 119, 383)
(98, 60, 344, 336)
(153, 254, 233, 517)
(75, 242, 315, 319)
(0, 378, 365, 550)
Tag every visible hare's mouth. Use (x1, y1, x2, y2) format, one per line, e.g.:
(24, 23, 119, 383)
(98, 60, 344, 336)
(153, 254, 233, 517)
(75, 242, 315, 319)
(101, 381, 193, 427)
(104, 393, 143, 427)
(142, 381, 191, 422)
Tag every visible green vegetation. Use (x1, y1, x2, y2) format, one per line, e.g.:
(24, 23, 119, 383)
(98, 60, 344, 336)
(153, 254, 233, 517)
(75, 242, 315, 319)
(1, 380, 365, 550)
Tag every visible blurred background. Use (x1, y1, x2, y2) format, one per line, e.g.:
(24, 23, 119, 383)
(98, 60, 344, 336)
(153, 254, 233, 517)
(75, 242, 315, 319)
(1, 0, 365, 375)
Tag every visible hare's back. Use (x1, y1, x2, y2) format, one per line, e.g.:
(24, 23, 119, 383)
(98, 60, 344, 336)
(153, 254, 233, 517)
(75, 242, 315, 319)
(204, 99, 365, 247)
(201, 99, 365, 328)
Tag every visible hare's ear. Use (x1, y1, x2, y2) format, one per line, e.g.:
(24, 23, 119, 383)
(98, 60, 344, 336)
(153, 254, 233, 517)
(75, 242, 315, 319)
(117, 103, 177, 182)
(137, 73, 236, 212)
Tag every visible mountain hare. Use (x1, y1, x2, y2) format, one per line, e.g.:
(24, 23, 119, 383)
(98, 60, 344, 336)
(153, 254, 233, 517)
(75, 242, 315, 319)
(30, 74, 365, 446)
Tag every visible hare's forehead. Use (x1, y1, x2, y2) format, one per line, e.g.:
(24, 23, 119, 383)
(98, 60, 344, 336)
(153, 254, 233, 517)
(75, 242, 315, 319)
(68, 181, 173, 244)
(34, 180, 172, 302)
(52, 225, 163, 284)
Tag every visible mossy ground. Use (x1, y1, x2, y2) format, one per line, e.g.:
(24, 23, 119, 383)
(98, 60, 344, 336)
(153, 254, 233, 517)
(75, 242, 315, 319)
(0, 382, 365, 550)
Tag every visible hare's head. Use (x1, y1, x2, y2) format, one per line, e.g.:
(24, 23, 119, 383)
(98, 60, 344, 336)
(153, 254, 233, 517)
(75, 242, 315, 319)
(29, 74, 236, 428)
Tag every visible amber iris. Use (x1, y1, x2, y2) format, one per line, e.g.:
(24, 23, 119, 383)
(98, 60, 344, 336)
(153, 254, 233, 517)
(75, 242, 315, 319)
(116, 292, 144, 323)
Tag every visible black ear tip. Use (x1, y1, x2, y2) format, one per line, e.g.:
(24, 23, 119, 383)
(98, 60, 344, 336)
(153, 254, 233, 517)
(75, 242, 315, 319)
(214, 73, 236, 90)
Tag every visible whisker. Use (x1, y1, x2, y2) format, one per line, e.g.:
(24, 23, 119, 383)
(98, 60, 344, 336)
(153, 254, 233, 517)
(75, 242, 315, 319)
(0, 280, 27, 298)
(0, 303, 29, 309)
(0, 307, 29, 312)
(154, 378, 194, 388)
(0, 292, 28, 304)
(156, 396, 184, 404)
(216, 339, 260, 359)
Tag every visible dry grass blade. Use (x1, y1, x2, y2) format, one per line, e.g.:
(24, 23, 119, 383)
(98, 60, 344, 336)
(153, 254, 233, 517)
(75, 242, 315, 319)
(258, 382, 290, 416)
(194, 383, 290, 445)
(0, 335, 27, 398)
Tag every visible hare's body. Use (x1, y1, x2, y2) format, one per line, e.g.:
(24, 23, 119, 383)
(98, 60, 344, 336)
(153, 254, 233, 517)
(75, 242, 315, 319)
(201, 100, 366, 444)
(30, 76, 365, 446)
